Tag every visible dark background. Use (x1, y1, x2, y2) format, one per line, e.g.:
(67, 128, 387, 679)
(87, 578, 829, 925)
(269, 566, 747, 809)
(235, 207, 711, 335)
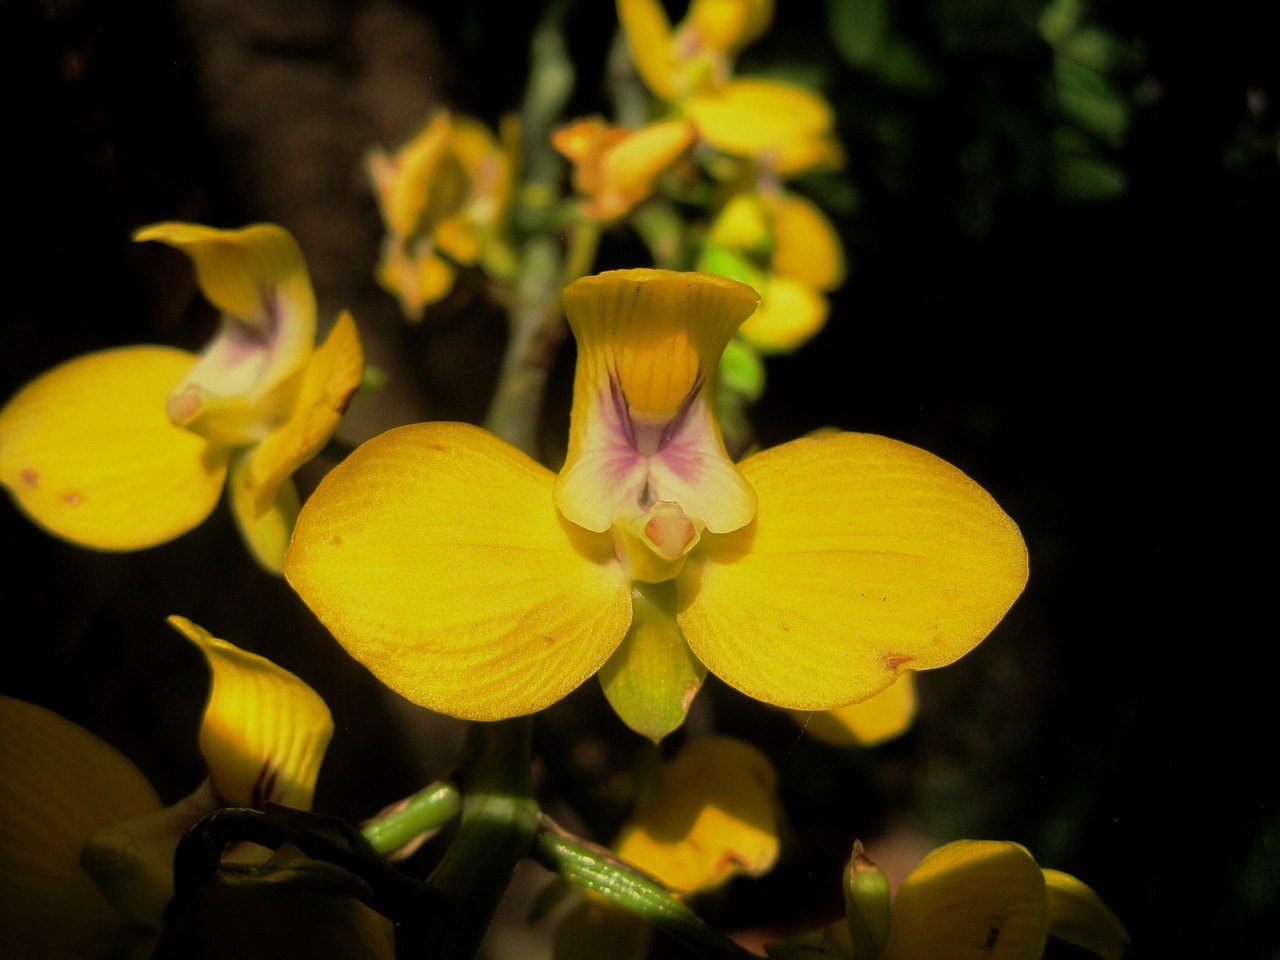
(1, 1, 1273, 958)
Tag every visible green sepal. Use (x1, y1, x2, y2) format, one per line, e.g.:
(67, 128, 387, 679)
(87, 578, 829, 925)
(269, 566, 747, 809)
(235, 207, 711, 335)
(599, 582, 707, 742)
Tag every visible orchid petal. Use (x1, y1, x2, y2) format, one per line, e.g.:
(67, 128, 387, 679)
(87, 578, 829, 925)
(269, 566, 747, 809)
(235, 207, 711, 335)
(687, 80, 839, 173)
(228, 453, 300, 575)
(377, 238, 457, 317)
(1043, 869, 1130, 960)
(677, 432, 1028, 709)
(0, 346, 229, 550)
(0, 697, 161, 958)
(772, 193, 846, 291)
(367, 113, 467, 241)
(285, 422, 633, 720)
(688, 0, 774, 55)
(882, 841, 1048, 960)
(168, 616, 333, 811)
(792, 672, 917, 747)
(555, 269, 759, 535)
(614, 736, 778, 895)
(736, 274, 829, 353)
(617, 0, 680, 100)
(245, 310, 363, 517)
(136, 222, 318, 447)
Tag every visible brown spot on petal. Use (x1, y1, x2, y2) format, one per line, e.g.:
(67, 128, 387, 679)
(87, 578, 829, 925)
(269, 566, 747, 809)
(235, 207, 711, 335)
(63, 492, 82, 506)
(328, 534, 343, 547)
(882, 653, 913, 671)
(19, 468, 38, 488)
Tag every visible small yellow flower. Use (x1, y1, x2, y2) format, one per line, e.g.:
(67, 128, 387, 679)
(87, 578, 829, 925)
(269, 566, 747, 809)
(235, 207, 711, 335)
(554, 736, 779, 960)
(368, 111, 515, 318)
(703, 189, 846, 353)
(553, 117, 697, 223)
(285, 269, 1027, 734)
(0, 617, 335, 952)
(0, 223, 363, 573)
(618, 0, 842, 175)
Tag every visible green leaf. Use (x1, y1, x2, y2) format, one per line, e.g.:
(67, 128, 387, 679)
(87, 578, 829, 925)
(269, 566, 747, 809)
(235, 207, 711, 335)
(719, 338, 766, 404)
(1055, 59, 1129, 145)
(1039, 0, 1083, 46)
(873, 38, 942, 94)
(828, 0, 889, 67)
(1061, 26, 1138, 73)
(1053, 153, 1128, 202)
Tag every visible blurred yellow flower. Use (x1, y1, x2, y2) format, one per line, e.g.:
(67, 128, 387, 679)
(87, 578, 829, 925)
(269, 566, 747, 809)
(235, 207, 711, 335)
(368, 111, 515, 318)
(554, 736, 778, 960)
(0, 222, 363, 572)
(553, 117, 697, 222)
(286, 269, 1027, 735)
(702, 189, 846, 353)
(0, 617, 335, 954)
(618, 0, 842, 175)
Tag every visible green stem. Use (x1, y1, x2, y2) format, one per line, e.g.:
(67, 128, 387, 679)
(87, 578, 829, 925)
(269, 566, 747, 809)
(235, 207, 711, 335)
(360, 781, 462, 858)
(482, 0, 581, 459)
(533, 816, 760, 960)
(422, 718, 539, 960)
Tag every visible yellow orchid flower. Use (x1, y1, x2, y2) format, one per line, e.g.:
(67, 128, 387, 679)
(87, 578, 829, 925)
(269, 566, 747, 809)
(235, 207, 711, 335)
(839, 840, 1130, 960)
(285, 269, 1027, 737)
(0, 617, 336, 955)
(553, 117, 697, 223)
(618, 0, 774, 100)
(554, 736, 779, 960)
(703, 189, 846, 354)
(617, 0, 841, 175)
(0, 222, 363, 573)
(367, 111, 515, 319)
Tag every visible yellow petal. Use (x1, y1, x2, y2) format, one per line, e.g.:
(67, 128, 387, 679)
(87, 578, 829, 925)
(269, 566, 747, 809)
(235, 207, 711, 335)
(245, 310, 364, 517)
(1043, 869, 1130, 960)
(595, 120, 697, 222)
(0, 346, 229, 550)
(687, 0, 774, 55)
(136, 222, 319, 447)
(678, 432, 1028, 709)
(599, 581, 707, 742)
(882, 840, 1048, 960)
(793, 672, 917, 747)
(168, 616, 333, 811)
(687, 79, 835, 168)
(555, 269, 760, 536)
(736, 274, 829, 353)
(285, 422, 634, 719)
(617, 0, 680, 100)
(771, 192, 845, 291)
(615, 736, 778, 894)
(0, 697, 162, 958)
(368, 113, 469, 241)
(376, 236, 457, 319)
(229, 454, 300, 575)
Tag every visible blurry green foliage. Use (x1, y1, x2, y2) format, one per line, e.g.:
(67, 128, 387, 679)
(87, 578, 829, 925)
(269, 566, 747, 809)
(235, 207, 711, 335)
(809, 0, 1144, 234)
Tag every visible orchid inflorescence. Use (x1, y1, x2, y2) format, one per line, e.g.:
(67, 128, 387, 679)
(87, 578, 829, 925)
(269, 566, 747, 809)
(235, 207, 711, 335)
(0, 3, 1128, 959)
